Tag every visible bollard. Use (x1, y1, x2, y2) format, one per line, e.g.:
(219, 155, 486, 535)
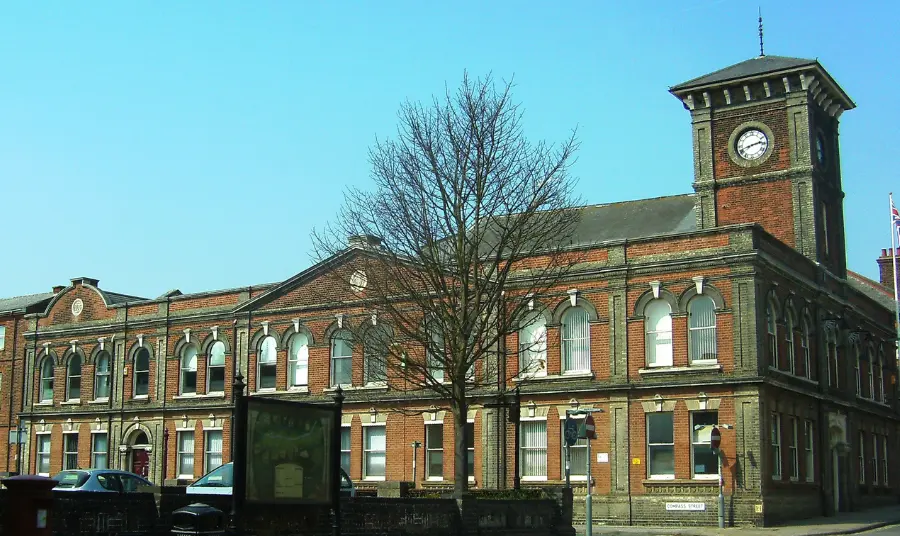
(2, 474, 57, 536)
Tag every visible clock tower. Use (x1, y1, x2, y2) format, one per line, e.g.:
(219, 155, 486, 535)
(670, 55, 854, 277)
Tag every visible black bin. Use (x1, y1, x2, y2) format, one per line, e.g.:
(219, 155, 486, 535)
(171, 502, 226, 536)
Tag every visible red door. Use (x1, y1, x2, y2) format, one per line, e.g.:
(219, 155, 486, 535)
(131, 449, 150, 478)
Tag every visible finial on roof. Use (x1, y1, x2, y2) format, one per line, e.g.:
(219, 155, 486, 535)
(758, 8, 765, 57)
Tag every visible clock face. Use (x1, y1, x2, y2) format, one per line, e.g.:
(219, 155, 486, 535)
(816, 133, 826, 166)
(736, 129, 769, 160)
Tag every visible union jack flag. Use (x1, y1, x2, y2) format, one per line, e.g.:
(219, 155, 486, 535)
(893, 200, 900, 241)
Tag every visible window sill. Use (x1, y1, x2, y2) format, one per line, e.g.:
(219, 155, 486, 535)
(288, 386, 309, 394)
(427, 477, 444, 482)
(61, 400, 81, 405)
(363, 382, 388, 389)
(35, 402, 53, 407)
(333, 384, 388, 392)
(201, 392, 226, 399)
(513, 371, 593, 383)
(324, 385, 353, 393)
(642, 478, 715, 485)
(363, 476, 386, 482)
(638, 364, 722, 375)
(173, 394, 198, 400)
(767, 367, 819, 385)
(521, 476, 548, 482)
(250, 389, 309, 397)
(89, 398, 110, 405)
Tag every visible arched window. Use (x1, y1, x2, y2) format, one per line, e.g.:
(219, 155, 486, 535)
(133, 348, 150, 397)
(877, 348, 885, 403)
(867, 344, 875, 400)
(784, 308, 796, 374)
(766, 299, 778, 368)
(66, 354, 82, 401)
(800, 317, 811, 379)
(645, 300, 673, 367)
(257, 336, 277, 390)
(519, 312, 547, 376)
(207, 341, 226, 394)
(288, 334, 309, 388)
(180, 344, 198, 395)
(561, 307, 590, 373)
(688, 296, 716, 363)
(94, 351, 111, 400)
(426, 326, 444, 383)
(825, 326, 839, 388)
(331, 330, 353, 387)
(39, 357, 54, 402)
(853, 343, 862, 396)
(363, 329, 387, 385)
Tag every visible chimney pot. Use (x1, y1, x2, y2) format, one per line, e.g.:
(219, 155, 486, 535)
(882, 249, 888, 257)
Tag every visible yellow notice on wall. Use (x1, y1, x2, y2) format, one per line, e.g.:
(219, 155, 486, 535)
(631, 458, 641, 465)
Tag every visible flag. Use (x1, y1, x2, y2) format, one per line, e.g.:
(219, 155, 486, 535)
(892, 200, 900, 242)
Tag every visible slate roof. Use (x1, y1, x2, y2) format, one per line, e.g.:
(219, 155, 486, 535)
(98, 290, 146, 305)
(671, 55, 818, 91)
(570, 194, 697, 246)
(0, 292, 56, 314)
(847, 271, 896, 312)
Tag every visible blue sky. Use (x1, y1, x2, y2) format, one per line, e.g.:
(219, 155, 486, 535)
(2, 1, 898, 299)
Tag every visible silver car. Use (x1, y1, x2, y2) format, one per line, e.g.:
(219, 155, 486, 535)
(52, 469, 153, 492)
(187, 462, 355, 497)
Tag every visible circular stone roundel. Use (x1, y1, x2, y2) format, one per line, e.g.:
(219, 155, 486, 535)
(71, 298, 84, 317)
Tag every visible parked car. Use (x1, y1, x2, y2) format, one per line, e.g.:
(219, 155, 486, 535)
(52, 469, 153, 492)
(186, 462, 356, 497)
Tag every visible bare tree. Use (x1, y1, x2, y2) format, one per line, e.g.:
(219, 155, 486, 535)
(313, 72, 581, 498)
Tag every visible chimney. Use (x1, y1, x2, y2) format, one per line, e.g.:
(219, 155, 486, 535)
(52, 285, 66, 294)
(70, 277, 100, 288)
(876, 248, 898, 294)
(347, 235, 383, 249)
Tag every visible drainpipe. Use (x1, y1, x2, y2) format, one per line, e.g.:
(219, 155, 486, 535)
(118, 303, 129, 469)
(230, 314, 238, 463)
(26, 314, 40, 474)
(160, 297, 170, 482)
(7, 313, 20, 472)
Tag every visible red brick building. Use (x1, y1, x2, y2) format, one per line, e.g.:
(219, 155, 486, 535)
(1, 54, 897, 526)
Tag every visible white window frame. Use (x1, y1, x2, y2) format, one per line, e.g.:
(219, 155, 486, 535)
(882, 435, 889, 486)
(425, 422, 443, 481)
(288, 333, 309, 388)
(519, 312, 548, 377)
(766, 299, 778, 367)
(785, 309, 796, 375)
(771, 413, 782, 479)
(177, 430, 195, 479)
(826, 327, 838, 388)
(66, 354, 82, 402)
(330, 331, 353, 388)
(872, 434, 879, 485)
(204, 429, 224, 474)
(647, 412, 675, 480)
(520, 418, 548, 481)
(0, 326, 5, 349)
(94, 351, 111, 401)
(561, 307, 590, 373)
(789, 417, 799, 480)
(690, 411, 719, 480)
(560, 414, 587, 481)
(63, 432, 79, 470)
(426, 327, 445, 383)
(340, 425, 351, 476)
(801, 318, 811, 379)
(858, 431, 866, 484)
(180, 344, 198, 396)
(688, 295, 717, 364)
(466, 420, 475, 482)
(39, 357, 54, 403)
(854, 345, 862, 397)
(877, 354, 885, 403)
(804, 420, 814, 483)
(867, 346, 875, 401)
(362, 424, 386, 481)
(133, 348, 150, 398)
(207, 341, 227, 394)
(363, 330, 387, 387)
(645, 300, 673, 368)
(257, 336, 278, 391)
(36, 433, 51, 476)
(91, 432, 109, 470)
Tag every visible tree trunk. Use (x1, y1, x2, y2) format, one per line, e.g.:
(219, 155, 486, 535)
(453, 395, 469, 499)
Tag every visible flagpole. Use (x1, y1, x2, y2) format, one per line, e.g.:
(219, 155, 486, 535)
(891, 193, 900, 363)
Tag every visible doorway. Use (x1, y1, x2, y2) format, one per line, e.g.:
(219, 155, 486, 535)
(128, 430, 151, 478)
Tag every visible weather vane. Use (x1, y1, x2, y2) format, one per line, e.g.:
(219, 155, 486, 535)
(758, 8, 765, 57)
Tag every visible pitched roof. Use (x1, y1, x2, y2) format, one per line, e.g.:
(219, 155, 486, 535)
(0, 292, 56, 314)
(98, 290, 146, 305)
(847, 271, 896, 312)
(670, 55, 818, 91)
(570, 194, 696, 245)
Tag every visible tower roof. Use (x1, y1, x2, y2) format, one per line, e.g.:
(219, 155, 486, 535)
(670, 55, 817, 91)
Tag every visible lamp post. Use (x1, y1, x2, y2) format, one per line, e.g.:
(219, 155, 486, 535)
(229, 371, 247, 535)
(694, 422, 733, 529)
(162, 428, 169, 483)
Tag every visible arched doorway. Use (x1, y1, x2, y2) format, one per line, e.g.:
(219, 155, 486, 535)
(128, 429, 152, 478)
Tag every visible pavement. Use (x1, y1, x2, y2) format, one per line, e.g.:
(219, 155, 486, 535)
(575, 504, 900, 536)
